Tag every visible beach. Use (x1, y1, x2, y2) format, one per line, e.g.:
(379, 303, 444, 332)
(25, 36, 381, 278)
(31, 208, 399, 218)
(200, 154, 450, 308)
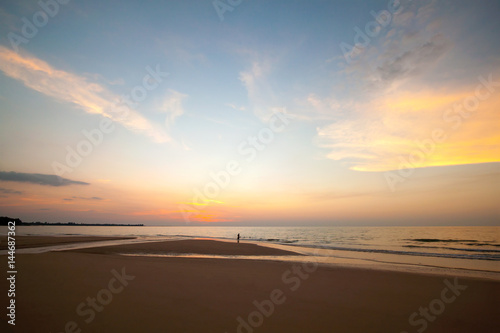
(0, 235, 134, 250)
(1, 236, 499, 333)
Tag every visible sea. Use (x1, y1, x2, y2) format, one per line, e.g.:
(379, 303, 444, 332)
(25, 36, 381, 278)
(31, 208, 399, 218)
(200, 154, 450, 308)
(5, 225, 500, 280)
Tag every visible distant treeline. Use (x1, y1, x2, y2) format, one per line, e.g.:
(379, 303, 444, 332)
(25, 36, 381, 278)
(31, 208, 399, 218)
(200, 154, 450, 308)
(0, 216, 143, 227)
(0, 216, 22, 225)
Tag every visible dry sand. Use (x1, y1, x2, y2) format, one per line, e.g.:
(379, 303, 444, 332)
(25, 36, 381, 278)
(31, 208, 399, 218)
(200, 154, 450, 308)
(1, 237, 499, 333)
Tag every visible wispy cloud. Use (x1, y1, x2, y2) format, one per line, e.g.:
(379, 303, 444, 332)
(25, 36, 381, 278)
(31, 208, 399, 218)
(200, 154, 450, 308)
(63, 196, 103, 202)
(374, 34, 449, 86)
(72, 196, 103, 201)
(0, 171, 89, 186)
(239, 60, 279, 121)
(343, 32, 450, 94)
(339, 1, 449, 92)
(310, 1, 500, 172)
(0, 187, 23, 195)
(294, 93, 344, 121)
(0, 46, 169, 143)
(159, 89, 187, 128)
(226, 103, 246, 111)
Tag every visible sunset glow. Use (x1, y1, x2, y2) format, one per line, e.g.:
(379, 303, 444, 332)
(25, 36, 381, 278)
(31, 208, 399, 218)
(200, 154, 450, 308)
(0, 0, 499, 226)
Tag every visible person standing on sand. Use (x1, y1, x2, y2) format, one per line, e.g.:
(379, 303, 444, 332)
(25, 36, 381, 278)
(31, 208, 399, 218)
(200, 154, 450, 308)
(237, 233, 240, 243)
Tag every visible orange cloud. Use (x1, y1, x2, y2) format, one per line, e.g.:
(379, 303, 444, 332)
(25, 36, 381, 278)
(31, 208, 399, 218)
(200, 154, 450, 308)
(0, 46, 169, 143)
(317, 80, 500, 172)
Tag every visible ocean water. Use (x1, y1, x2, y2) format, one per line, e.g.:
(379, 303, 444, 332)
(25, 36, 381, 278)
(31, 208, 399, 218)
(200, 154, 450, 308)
(7, 225, 500, 279)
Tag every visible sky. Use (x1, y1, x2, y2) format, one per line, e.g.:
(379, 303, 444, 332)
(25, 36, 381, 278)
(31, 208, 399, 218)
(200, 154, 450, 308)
(0, 0, 499, 226)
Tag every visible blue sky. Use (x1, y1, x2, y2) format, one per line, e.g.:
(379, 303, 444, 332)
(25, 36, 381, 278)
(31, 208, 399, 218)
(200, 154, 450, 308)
(0, 0, 499, 225)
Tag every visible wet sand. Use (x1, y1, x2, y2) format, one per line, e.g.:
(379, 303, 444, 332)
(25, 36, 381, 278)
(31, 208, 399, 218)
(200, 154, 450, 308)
(0, 235, 134, 250)
(75, 238, 302, 256)
(1, 238, 499, 332)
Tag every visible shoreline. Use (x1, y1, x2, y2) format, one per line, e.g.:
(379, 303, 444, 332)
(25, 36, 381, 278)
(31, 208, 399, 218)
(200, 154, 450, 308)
(2, 245, 499, 332)
(1, 235, 499, 281)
